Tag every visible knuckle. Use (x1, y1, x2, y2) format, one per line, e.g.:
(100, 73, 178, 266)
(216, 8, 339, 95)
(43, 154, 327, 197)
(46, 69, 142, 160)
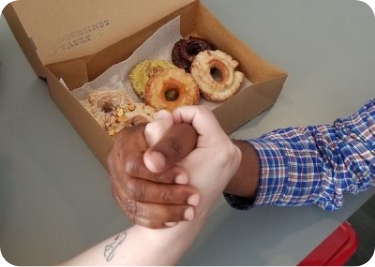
(123, 207, 135, 223)
(154, 171, 173, 183)
(124, 181, 135, 197)
(124, 178, 144, 201)
(124, 199, 140, 217)
(161, 191, 174, 204)
(124, 155, 148, 178)
(123, 179, 136, 198)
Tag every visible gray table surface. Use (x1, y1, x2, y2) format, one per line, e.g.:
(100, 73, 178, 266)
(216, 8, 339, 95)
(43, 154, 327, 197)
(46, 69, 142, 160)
(1, 0, 375, 265)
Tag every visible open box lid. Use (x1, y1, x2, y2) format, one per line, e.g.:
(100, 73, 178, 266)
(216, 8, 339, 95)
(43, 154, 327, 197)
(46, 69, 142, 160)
(3, 0, 195, 78)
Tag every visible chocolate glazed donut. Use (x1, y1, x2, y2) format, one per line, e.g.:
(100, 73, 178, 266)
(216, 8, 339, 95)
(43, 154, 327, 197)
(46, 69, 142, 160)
(172, 36, 215, 72)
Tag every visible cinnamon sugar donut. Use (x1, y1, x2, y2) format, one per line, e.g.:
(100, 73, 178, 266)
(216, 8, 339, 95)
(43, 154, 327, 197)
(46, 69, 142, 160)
(191, 50, 244, 102)
(172, 36, 215, 73)
(145, 68, 199, 112)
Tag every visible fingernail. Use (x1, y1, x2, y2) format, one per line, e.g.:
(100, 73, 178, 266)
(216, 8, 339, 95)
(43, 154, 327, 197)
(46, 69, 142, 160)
(165, 222, 177, 227)
(184, 207, 195, 221)
(147, 151, 166, 171)
(175, 174, 188, 184)
(187, 194, 200, 207)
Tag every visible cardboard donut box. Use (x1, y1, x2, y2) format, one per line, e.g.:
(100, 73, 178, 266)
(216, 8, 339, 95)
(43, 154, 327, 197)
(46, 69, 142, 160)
(3, 0, 288, 169)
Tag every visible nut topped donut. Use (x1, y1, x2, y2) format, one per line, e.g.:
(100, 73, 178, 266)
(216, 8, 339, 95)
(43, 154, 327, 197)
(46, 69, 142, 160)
(105, 103, 156, 136)
(88, 89, 135, 112)
(172, 36, 215, 73)
(145, 68, 199, 112)
(191, 50, 244, 102)
(129, 60, 176, 100)
(81, 89, 156, 137)
(82, 89, 135, 127)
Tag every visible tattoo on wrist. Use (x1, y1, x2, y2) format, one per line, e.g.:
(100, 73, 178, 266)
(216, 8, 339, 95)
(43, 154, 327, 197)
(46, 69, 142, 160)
(104, 232, 127, 262)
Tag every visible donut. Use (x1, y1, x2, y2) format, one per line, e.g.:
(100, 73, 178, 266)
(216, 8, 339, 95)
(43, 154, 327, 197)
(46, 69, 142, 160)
(129, 60, 176, 100)
(88, 89, 135, 112)
(82, 89, 135, 127)
(172, 36, 215, 73)
(81, 89, 156, 137)
(81, 99, 106, 128)
(145, 68, 200, 112)
(191, 50, 244, 102)
(105, 103, 156, 137)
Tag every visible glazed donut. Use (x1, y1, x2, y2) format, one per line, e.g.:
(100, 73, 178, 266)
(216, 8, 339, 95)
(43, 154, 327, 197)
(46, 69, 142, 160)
(145, 68, 199, 112)
(129, 60, 176, 100)
(172, 36, 215, 72)
(191, 50, 244, 102)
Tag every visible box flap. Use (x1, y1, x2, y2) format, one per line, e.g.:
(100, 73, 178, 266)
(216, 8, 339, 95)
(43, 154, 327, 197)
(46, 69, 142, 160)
(3, 0, 195, 77)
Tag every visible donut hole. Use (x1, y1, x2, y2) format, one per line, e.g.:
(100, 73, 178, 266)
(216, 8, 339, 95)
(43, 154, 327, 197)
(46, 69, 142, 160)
(102, 102, 114, 113)
(165, 88, 180, 101)
(210, 67, 223, 82)
(209, 60, 228, 84)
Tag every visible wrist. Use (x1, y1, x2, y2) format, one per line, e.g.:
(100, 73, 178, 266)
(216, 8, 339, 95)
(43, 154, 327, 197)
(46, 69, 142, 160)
(224, 140, 260, 199)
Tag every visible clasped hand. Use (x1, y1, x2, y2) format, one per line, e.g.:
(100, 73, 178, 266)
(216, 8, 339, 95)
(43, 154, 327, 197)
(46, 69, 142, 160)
(107, 106, 241, 228)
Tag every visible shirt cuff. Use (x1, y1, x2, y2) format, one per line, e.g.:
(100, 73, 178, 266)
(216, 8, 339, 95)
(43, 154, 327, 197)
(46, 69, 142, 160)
(224, 138, 290, 210)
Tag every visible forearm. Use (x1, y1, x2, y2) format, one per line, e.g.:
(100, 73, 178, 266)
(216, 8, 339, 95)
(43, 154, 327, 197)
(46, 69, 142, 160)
(60, 213, 207, 266)
(224, 98, 375, 211)
(61, 154, 232, 266)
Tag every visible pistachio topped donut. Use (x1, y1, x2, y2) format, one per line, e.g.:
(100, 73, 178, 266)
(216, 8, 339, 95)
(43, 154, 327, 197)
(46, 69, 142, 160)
(172, 36, 215, 72)
(145, 68, 199, 112)
(129, 60, 176, 100)
(191, 50, 244, 102)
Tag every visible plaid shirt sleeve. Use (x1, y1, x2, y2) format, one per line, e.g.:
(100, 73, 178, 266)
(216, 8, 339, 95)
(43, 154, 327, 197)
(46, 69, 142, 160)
(224, 98, 375, 211)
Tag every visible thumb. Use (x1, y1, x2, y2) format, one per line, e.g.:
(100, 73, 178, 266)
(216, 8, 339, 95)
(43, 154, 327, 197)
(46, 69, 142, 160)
(144, 110, 174, 147)
(144, 123, 198, 173)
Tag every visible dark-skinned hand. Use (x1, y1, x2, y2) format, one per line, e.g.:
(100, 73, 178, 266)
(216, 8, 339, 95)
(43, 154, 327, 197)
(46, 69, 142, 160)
(107, 117, 199, 229)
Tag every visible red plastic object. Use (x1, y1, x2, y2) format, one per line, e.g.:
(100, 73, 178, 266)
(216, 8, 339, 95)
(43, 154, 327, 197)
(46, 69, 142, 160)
(299, 221, 359, 266)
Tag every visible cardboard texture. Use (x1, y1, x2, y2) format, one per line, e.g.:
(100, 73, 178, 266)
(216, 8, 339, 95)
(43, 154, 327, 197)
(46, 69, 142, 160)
(3, 0, 288, 169)
(3, 0, 195, 77)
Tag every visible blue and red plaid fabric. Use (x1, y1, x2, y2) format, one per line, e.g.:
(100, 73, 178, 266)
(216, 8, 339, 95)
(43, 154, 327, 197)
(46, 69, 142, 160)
(224, 98, 375, 211)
